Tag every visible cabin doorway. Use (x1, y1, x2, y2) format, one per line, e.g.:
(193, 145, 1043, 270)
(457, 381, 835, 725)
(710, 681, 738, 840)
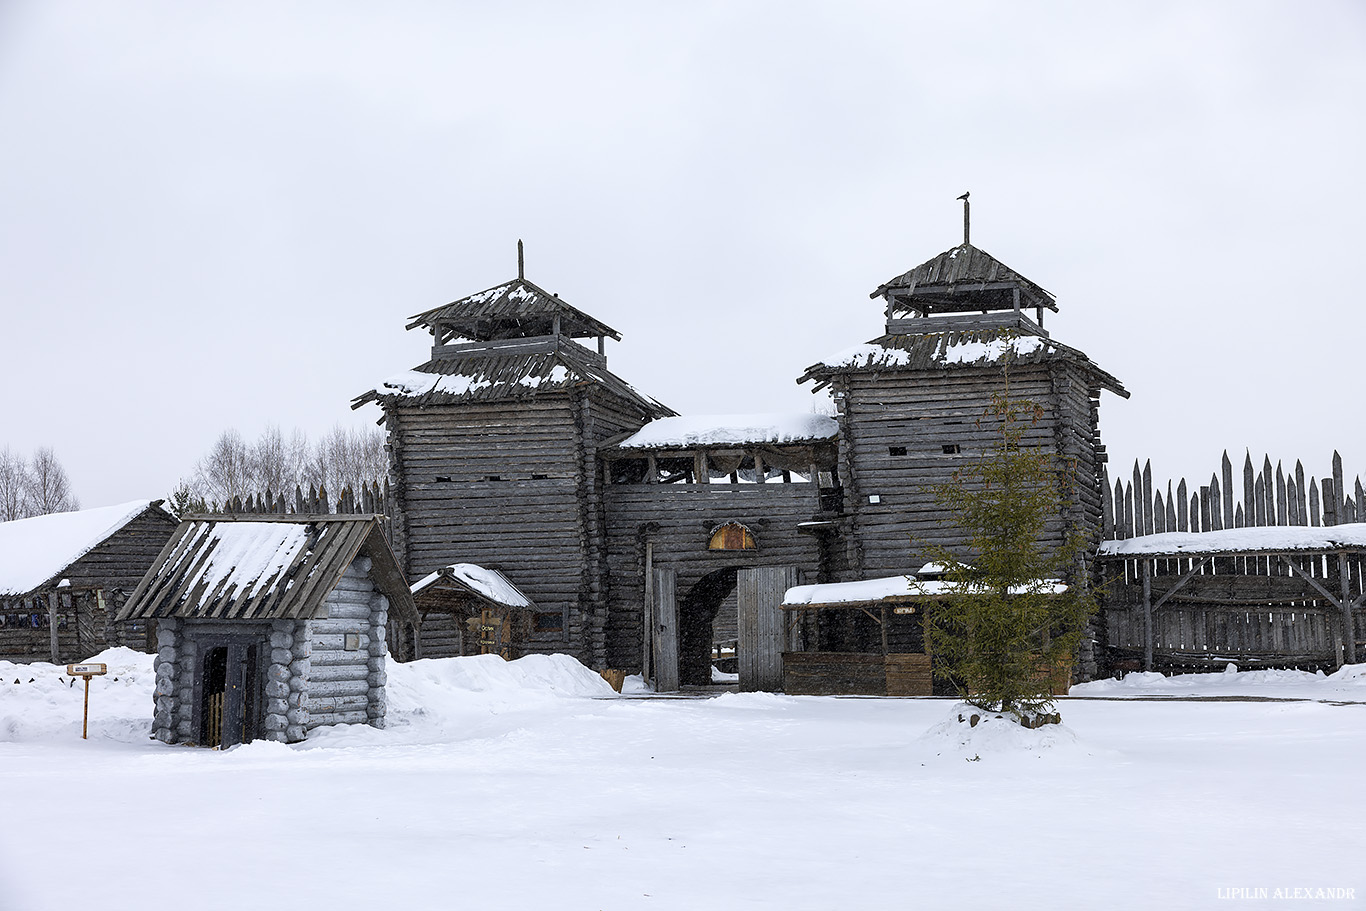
(198, 639, 262, 748)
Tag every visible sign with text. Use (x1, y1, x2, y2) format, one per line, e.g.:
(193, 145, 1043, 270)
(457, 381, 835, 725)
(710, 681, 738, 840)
(66, 663, 108, 676)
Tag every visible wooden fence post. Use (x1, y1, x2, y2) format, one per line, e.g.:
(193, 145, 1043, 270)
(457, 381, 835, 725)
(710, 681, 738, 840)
(1142, 560, 1153, 672)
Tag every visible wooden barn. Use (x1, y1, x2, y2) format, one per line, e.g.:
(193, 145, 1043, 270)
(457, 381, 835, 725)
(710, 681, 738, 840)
(356, 231, 1129, 692)
(117, 514, 419, 747)
(0, 500, 178, 663)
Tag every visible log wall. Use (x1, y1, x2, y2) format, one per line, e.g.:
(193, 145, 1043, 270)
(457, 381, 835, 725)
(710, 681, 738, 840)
(602, 483, 822, 672)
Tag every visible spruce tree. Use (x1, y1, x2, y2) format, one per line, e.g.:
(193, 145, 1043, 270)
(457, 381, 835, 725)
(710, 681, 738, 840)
(924, 365, 1095, 723)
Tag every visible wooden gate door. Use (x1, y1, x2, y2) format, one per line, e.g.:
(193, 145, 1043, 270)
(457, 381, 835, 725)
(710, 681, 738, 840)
(737, 566, 797, 692)
(650, 567, 679, 693)
(201, 641, 260, 748)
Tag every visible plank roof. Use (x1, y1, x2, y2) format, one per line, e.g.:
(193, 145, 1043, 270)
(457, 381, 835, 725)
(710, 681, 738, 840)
(872, 244, 1056, 315)
(406, 277, 621, 342)
(0, 500, 171, 598)
(352, 338, 674, 417)
(117, 515, 418, 625)
(797, 328, 1128, 397)
(411, 563, 535, 611)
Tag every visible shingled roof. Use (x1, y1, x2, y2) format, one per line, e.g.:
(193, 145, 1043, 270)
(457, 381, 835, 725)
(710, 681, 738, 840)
(872, 244, 1056, 316)
(798, 328, 1127, 397)
(406, 277, 621, 342)
(117, 515, 417, 625)
(352, 337, 674, 417)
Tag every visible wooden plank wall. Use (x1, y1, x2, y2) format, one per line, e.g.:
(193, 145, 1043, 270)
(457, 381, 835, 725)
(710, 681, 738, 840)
(833, 362, 1098, 580)
(736, 565, 796, 692)
(389, 399, 593, 663)
(1102, 450, 1361, 539)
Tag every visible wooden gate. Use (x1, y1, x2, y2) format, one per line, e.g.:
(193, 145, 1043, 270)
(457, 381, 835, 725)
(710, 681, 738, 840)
(648, 567, 680, 693)
(737, 566, 796, 692)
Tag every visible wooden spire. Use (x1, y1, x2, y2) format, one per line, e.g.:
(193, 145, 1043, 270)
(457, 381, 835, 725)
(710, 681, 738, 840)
(517, 239, 525, 280)
(957, 191, 970, 245)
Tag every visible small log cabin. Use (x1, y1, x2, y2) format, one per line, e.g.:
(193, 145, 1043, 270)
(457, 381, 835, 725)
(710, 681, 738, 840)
(117, 515, 419, 747)
(0, 500, 178, 663)
(355, 234, 1128, 692)
(410, 563, 538, 659)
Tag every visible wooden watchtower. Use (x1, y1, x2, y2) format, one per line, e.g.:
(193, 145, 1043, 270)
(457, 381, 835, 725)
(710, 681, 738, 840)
(353, 246, 673, 668)
(799, 235, 1129, 592)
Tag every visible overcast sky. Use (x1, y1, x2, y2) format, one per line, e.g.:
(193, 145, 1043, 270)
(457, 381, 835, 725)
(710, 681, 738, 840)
(2, 2, 1364, 508)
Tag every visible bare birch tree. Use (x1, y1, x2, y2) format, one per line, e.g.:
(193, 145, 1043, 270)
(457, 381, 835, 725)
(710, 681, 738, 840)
(186, 424, 386, 507)
(25, 447, 79, 515)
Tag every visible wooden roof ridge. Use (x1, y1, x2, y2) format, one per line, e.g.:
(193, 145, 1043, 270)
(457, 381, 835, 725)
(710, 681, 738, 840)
(795, 327, 1128, 398)
(871, 243, 1056, 313)
(352, 344, 676, 418)
(116, 514, 418, 627)
(411, 564, 537, 612)
(404, 275, 622, 341)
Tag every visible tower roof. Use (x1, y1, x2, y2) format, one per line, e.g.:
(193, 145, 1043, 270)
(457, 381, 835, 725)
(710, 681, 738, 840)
(406, 277, 621, 343)
(871, 243, 1056, 317)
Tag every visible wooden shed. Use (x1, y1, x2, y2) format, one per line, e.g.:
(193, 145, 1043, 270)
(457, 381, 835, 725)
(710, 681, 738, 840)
(118, 514, 419, 748)
(0, 500, 178, 663)
(409, 563, 538, 659)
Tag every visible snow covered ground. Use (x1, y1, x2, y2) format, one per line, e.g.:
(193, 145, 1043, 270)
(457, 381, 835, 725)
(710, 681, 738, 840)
(2, 651, 1363, 910)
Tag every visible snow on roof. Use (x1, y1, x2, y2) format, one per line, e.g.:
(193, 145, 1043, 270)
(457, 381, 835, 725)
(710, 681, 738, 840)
(1098, 522, 1366, 557)
(412, 563, 532, 609)
(173, 521, 312, 603)
(782, 572, 1066, 608)
(0, 500, 161, 597)
(821, 334, 1045, 371)
(618, 413, 839, 450)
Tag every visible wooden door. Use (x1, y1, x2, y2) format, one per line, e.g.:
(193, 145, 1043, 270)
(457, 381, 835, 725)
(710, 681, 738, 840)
(651, 567, 679, 693)
(737, 566, 797, 692)
(201, 641, 260, 748)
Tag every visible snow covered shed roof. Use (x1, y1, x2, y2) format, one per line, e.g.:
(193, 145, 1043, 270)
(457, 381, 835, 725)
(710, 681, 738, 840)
(798, 328, 1128, 398)
(617, 413, 839, 450)
(0, 500, 172, 598)
(871, 243, 1056, 316)
(352, 339, 674, 419)
(782, 573, 1067, 609)
(405, 277, 621, 342)
(411, 563, 534, 611)
(1097, 523, 1366, 559)
(117, 515, 418, 625)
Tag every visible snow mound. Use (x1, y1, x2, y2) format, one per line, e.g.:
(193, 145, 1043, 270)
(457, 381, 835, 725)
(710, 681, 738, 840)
(911, 703, 1083, 763)
(1070, 663, 1366, 699)
(389, 653, 616, 701)
(0, 647, 155, 743)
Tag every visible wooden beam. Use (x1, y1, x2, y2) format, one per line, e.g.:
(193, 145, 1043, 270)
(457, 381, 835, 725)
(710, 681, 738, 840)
(1142, 561, 1153, 672)
(1150, 556, 1213, 611)
(1340, 551, 1356, 665)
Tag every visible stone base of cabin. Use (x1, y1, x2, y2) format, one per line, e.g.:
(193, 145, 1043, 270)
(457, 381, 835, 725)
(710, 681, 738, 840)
(782, 651, 932, 697)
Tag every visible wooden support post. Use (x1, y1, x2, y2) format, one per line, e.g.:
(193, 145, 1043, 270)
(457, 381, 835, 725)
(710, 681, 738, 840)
(643, 542, 653, 683)
(1142, 560, 1153, 672)
(695, 452, 709, 484)
(880, 607, 889, 655)
(1340, 551, 1356, 666)
(46, 595, 58, 664)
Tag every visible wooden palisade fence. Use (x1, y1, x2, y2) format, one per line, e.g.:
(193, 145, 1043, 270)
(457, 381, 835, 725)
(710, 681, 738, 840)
(213, 479, 395, 548)
(1098, 451, 1365, 672)
(1102, 450, 1360, 539)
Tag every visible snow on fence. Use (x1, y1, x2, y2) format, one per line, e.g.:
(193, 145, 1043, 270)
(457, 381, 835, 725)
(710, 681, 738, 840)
(1097, 451, 1365, 672)
(1102, 450, 1359, 539)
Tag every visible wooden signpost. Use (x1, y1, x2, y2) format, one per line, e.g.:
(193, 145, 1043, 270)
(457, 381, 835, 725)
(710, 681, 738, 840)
(66, 662, 107, 740)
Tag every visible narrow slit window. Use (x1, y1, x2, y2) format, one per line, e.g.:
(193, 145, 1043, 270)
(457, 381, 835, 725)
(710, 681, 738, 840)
(889, 446, 907, 456)
(942, 444, 961, 454)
